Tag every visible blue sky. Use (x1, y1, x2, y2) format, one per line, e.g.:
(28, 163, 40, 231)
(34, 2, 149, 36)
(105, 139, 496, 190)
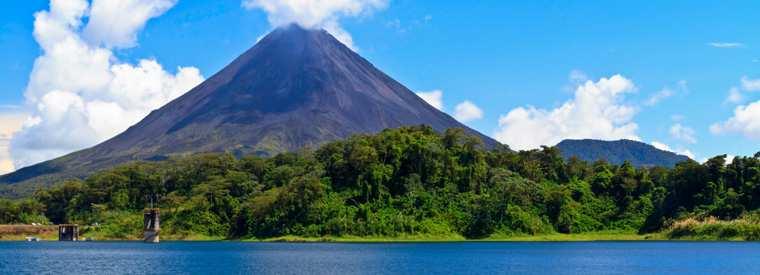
(1, 0, 759, 173)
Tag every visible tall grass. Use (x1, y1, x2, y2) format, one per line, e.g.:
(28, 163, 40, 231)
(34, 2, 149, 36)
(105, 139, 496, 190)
(665, 214, 760, 241)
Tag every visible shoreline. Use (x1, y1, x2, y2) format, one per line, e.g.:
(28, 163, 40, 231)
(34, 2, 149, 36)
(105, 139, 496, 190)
(0, 230, 738, 242)
(1, 225, 752, 242)
(256, 232, 665, 242)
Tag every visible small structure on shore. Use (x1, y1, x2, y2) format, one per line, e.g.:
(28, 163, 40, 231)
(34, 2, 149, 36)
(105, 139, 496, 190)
(58, 224, 78, 241)
(143, 208, 160, 243)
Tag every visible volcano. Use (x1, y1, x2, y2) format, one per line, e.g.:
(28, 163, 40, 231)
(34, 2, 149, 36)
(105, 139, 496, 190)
(1, 24, 500, 190)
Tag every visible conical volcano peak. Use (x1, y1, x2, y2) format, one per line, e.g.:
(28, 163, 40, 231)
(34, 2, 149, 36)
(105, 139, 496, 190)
(0, 21, 501, 188)
(225, 23, 356, 86)
(192, 22, 389, 115)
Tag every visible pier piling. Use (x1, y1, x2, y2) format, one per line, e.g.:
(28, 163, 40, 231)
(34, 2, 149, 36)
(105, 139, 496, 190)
(58, 224, 78, 241)
(143, 208, 160, 243)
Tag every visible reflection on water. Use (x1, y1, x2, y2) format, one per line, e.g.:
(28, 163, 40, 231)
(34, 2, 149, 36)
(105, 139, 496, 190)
(3, 241, 760, 274)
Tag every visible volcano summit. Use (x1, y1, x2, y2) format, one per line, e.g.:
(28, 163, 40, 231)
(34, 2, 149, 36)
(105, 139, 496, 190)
(1, 25, 500, 190)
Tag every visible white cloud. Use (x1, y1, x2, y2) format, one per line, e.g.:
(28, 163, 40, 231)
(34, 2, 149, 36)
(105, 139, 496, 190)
(723, 76, 760, 104)
(741, 76, 760, 92)
(454, 101, 483, 123)
(669, 123, 697, 144)
(563, 70, 589, 92)
(708, 42, 745, 48)
(494, 75, 639, 150)
(726, 87, 744, 104)
(83, 0, 177, 48)
(645, 80, 687, 106)
(679, 149, 696, 160)
(9, 0, 204, 170)
(0, 114, 27, 175)
(651, 140, 695, 159)
(726, 154, 736, 164)
(651, 141, 671, 151)
(710, 100, 760, 139)
(415, 90, 483, 123)
(645, 88, 674, 106)
(568, 70, 588, 84)
(242, 0, 388, 50)
(416, 90, 444, 111)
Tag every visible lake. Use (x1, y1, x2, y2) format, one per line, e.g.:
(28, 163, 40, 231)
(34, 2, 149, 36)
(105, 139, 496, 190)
(1, 241, 759, 274)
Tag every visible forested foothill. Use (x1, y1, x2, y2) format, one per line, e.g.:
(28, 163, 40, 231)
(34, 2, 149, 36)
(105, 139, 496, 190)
(2, 126, 759, 240)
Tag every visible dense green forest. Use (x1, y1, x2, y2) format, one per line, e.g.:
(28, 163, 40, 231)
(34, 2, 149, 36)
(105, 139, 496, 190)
(1, 126, 759, 240)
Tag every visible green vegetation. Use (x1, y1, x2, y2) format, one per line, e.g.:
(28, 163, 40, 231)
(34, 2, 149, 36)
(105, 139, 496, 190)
(1, 126, 759, 241)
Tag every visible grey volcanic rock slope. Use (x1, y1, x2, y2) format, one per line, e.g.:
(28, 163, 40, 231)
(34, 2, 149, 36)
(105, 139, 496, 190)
(1, 25, 500, 187)
(556, 139, 690, 168)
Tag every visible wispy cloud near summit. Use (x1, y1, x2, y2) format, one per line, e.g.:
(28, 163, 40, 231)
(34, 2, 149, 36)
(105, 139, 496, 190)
(242, 0, 388, 50)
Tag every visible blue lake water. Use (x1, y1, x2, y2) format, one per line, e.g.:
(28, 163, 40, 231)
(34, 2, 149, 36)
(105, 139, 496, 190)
(1, 241, 759, 274)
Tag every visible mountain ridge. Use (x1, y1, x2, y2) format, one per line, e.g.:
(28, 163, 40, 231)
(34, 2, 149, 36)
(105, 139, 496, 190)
(556, 138, 690, 167)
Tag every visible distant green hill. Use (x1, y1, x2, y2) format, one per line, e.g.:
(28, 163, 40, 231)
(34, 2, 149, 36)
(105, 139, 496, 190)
(556, 139, 690, 167)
